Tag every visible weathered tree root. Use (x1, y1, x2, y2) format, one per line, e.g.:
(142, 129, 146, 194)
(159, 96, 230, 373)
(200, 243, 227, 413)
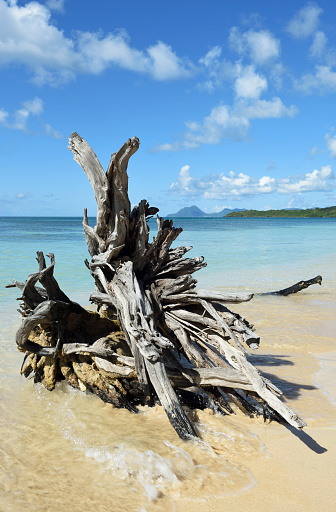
(7, 133, 309, 440)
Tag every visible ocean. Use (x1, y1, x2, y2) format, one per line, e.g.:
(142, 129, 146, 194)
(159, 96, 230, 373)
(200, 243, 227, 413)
(0, 216, 335, 511)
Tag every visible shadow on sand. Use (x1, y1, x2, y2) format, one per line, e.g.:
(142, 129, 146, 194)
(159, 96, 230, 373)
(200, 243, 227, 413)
(247, 354, 316, 399)
(285, 425, 327, 454)
(246, 354, 327, 453)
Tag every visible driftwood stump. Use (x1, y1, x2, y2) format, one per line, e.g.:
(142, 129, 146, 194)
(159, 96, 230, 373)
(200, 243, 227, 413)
(7, 133, 309, 439)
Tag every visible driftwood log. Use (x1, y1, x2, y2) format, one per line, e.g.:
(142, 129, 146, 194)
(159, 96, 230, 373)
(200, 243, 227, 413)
(260, 275, 322, 296)
(7, 133, 313, 439)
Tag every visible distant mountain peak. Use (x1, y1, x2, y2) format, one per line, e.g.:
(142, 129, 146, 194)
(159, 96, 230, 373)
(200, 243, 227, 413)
(167, 206, 245, 218)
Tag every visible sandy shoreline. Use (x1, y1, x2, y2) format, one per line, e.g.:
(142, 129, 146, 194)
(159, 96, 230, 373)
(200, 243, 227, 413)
(1, 310, 335, 512)
(178, 349, 336, 512)
(179, 423, 335, 512)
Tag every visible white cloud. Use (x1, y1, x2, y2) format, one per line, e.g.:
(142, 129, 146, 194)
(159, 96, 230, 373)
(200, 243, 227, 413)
(16, 192, 33, 199)
(151, 142, 181, 152)
(147, 41, 191, 80)
(0, 0, 192, 85)
(183, 104, 249, 146)
(320, 165, 333, 178)
(46, 0, 65, 12)
(0, 97, 43, 131)
(229, 27, 280, 64)
(295, 65, 336, 93)
(22, 97, 44, 115)
(235, 97, 298, 119)
(76, 30, 149, 75)
(234, 65, 267, 99)
(258, 175, 276, 192)
(170, 165, 335, 199)
(0, 108, 8, 123)
(211, 204, 232, 213)
(277, 166, 334, 193)
(0, 97, 62, 137)
(198, 47, 237, 92)
(287, 3, 323, 39)
(11, 108, 30, 130)
(269, 62, 286, 90)
(170, 165, 194, 193)
(44, 123, 63, 139)
(310, 145, 323, 155)
(198, 32, 281, 93)
(156, 97, 297, 150)
(309, 31, 327, 58)
(199, 46, 222, 68)
(325, 131, 336, 157)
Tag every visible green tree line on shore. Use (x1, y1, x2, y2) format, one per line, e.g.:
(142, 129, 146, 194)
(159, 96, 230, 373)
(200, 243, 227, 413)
(225, 206, 336, 218)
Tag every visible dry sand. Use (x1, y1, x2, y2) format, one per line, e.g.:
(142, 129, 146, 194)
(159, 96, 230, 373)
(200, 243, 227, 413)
(179, 422, 335, 512)
(177, 347, 336, 512)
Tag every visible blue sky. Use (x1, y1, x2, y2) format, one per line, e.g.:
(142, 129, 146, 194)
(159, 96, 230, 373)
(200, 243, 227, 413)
(1, 0, 336, 216)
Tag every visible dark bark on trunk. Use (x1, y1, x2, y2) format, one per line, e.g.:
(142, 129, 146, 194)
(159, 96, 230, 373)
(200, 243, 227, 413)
(260, 275, 322, 296)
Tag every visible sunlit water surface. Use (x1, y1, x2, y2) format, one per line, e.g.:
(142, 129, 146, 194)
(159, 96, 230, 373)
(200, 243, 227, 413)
(0, 217, 335, 511)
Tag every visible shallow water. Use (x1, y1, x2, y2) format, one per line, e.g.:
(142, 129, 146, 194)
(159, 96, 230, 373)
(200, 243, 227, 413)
(0, 217, 335, 511)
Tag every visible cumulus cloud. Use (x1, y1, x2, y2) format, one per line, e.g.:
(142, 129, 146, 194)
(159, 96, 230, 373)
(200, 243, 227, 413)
(310, 145, 323, 156)
(0, 108, 8, 123)
(277, 166, 334, 193)
(199, 46, 222, 68)
(0, 97, 43, 131)
(236, 97, 297, 119)
(0, 97, 62, 138)
(170, 166, 278, 198)
(229, 27, 280, 64)
(309, 30, 327, 58)
(295, 65, 336, 93)
(325, 131, 336, 157)
(46, 0, 65, 12)
(169, 164, 335, 199)
(43, 123, 63, 139)
(147, 41, 192, 80)
(199, 28, 283, 93)
(286, 3, 323, 39)
(0, 0, 192, 85)
(198, 47, 237, 92)
(234, 65, 268, 99)
(211, 204, 232, 213)
(198, 52, 269, 96)
(23, 98, 44, 115)
(154, 97, 297, 151)
(161, 98, 297, 149)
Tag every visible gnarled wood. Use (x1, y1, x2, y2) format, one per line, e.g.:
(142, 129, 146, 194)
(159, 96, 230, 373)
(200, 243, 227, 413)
(7, 133, 311, 441)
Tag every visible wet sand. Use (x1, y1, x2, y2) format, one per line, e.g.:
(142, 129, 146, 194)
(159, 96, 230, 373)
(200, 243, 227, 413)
(181, 421, 335, 512)
(179, 293, 336, 512)
(1, 254, 335, 512)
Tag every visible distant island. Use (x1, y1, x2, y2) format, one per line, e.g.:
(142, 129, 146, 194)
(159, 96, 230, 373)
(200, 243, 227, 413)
(167, 205, 245, 218)
(225, 206, 336, 218)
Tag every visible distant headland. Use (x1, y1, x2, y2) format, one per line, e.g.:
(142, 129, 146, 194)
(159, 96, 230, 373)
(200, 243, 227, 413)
(166, 205, 336, 218)
(225, 206, 336, 218)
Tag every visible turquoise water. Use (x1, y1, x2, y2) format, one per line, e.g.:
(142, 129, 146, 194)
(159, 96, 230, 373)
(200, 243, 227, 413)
(1, 216, 335, 311)
(157, 217, 336, 292)
(0, 217, 93, 309)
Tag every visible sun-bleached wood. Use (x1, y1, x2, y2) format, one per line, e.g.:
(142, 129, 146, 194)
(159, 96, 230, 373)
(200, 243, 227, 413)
(7, 133, 310, 439)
